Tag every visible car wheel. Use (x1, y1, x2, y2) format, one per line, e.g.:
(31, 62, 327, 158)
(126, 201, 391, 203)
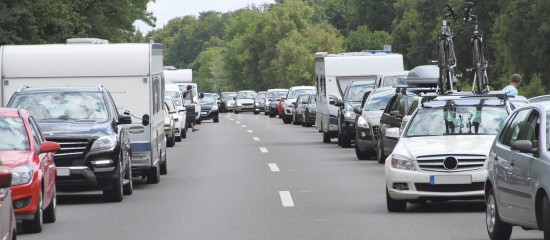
(264, 111, 269, 116)
(543, 195, 550, 240)
(23, 188, 43, 233)
(214, 117, 219, 123)
(386, 188, 407, 212)
(355, 138, 370, 160)
(103, 161, 124, 202)
(196, 119, 202, 124)
(283, 115, 292, 124)
(43, 185, 56, 223)
(147, 164, 160, 184)
(486, 187, 512, 240)
(323, 132, 331, 143)
(160, 150, 167, 175)
(181, 126, 187, 139)
(167, 131, 175, 147)
(254, 111, 259, 115)
(175, 133, 182, 142)
(341, 134, 351, 148)
(377, 137, 386, 164)
(123, 158, 133, 196)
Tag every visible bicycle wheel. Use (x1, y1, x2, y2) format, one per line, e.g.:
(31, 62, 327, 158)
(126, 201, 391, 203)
(438, 39, 449, 93)
(473, 39, 488, 93)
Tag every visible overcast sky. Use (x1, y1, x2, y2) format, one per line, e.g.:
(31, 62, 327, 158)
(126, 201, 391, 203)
(135, 0, 276, 33)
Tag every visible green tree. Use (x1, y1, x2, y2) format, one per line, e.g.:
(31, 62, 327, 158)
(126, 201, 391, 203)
(347, 25, 392, 51)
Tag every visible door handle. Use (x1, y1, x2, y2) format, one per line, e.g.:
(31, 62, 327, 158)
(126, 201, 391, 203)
(494, 156, 499, 161)
(510, 160, 515, 167)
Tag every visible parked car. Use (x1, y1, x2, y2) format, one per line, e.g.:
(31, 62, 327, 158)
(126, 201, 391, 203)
(334, 80, 376, 148)
(269, 91, 288, 118)
(165, 96, 186, 141)
(199, 93, 219, 122)
(385, 92, 514, 212)
(293, 93, 315, 125)
(254, 91, 267, 115)
(234, 90, 257, 114)
(378, 87, 423, 163)
(165, 84, 187, 140)
(529, 95, 550, 103)
(8, 86, 134, 202)
(220, 92, 237, 113)
(355, 87, 395, 159)
(164, 103, 176, 148)
(0, 164, 16, 239)
(265, 89, 288, 116)
(485, 102, 550, 240)
(302, 94, 317, 127)
(0, 108, 60, 233)
(375, 71, 409, 88)
(282, 86, 315, 124)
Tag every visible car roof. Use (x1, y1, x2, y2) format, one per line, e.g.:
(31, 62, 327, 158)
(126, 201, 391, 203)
(380, 71, 409, 77)
(349, 80, 375, 86)
(17, 86, 103, 93)
(289, 86, 315, 90)
(267, 88, 288, 92)
(0, 108, 22, 118)
(238, 90, 256, 93)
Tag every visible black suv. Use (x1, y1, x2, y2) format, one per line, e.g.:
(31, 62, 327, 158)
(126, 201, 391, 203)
(8, 86, 133, 202)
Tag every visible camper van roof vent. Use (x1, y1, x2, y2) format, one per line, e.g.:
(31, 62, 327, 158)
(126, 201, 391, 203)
(66, 38, 109, 44)
(17, 85, 29, 92)
(164, 66, 177, 70)
(361, 50, 392, 54)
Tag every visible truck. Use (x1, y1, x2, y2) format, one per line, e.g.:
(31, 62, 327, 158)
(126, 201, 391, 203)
(314, 51, 404, 143)
(163, 68, 202, 124)
(0, 39, 167, 184)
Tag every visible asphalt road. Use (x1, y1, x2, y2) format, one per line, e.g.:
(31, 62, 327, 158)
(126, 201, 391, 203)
(20, 112, 543, 240)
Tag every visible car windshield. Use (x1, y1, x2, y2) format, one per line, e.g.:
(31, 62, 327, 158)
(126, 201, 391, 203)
(405, 106, 508, 137)
(166, 91, 182, 106)
(346, 84, 375, 102)
(365, 90, 394, 111)
(0, 117, 29, 151)
(11, 92, 109, 121)
(237, 92, 256, 99)
(256, 93, 266, 101)
(288, 89, 315, 99)
(202, 95, 216, 103)
(164, 99, 176, 110)
(382, 75, 407, 87)
(222, 93, 236, 100)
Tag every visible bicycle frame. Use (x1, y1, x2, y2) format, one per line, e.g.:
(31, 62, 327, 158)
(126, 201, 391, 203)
(437, 4, 457, 95)
(464, 2, 489, 94)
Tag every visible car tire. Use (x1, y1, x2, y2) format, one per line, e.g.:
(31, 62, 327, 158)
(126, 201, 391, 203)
(147, 165, 160, 184)
(264, 111, 269, 116)
(181, 126, 187, 139)
(355, 138, 370, 160)
(160, 150, 167, 175)
(176, 134, 182, 142)
(341, 135, 351, 148)
(486, 187, 512, 240)
(254, 111, 259, 115)
(386, 188, 407, 212)
(167, 132, 175, 147)
(214, 117, 219, 123)
(196, 119, 202, 124)
(103, 161, 124, 203)
(123, 158, 133, 196)
(323, 132, 331, 143)
(543, 195, 550, 240)
(377, 137, 386, 164)
(43, 186, 56, 223)
(283, 116, 292, 124)
(23, 188, 43, 233)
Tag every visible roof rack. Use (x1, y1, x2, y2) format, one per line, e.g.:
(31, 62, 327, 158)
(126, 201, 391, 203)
(395, 85, 437, 95)
(17, 85, 29, 92)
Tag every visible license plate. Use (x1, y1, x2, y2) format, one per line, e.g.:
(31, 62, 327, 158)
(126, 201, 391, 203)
(57, 168, 70, 176)
(430, 175, 472, 185)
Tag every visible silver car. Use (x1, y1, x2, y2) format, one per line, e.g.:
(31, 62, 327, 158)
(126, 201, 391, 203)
(485, 102, 550, 239)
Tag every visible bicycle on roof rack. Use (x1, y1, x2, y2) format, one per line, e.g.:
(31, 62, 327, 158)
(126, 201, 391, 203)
(463, 2, 489, 94)
(437, 3, 458, 95)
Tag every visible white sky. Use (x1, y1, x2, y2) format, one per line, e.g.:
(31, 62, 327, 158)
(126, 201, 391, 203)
(134, 0, 276, 33)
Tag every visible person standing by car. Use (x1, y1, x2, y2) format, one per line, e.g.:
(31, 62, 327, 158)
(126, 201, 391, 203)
(501, 73, 521, 96)
(183, 85, 199, 132)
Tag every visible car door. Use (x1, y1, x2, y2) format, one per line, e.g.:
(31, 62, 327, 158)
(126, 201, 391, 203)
(384, 95, 403, 154)
(28, 116, 55, 202)
(492, 109, 532, 218)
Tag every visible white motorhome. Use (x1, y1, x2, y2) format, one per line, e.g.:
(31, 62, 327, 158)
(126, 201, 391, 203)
(0, 41, 167, 183)
(315, 51, 404, 143)
(163, 68, 201, 123)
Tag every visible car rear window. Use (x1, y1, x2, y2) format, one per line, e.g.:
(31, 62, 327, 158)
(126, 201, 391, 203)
(0, 117, 29, 151)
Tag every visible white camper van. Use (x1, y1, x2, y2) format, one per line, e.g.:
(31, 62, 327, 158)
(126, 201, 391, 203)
(0, 40, 167, 183)
(163, 68, 202, 123)
(315, 51, 404, 143)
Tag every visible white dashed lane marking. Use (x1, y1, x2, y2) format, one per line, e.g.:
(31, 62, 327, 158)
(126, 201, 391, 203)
(241, 125, 247, 128)
(279, 191, 294, 207)
(252, 137, 260, 141)
(259, 147, 268, 153)
(268, 163, 280, 172)
(247, 130, 254, 133)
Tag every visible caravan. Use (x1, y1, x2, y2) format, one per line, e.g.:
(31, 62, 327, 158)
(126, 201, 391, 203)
(163, 68, 202, 124)
(0, 40, 167, 184)
(315, 51, 404, 143)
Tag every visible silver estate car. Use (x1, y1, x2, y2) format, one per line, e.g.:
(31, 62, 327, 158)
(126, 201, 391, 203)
(485, 102, 550, 240)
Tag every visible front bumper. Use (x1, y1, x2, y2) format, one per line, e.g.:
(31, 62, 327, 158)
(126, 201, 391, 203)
(340, 120, 355, 137)
(385, 163, 486, 201)
(254, 106, 265, 112)
(12, 178, 40, 220)
(235, 105, 254, 112)
(55, 148, 120, 190)
(200, 109, 219, 120)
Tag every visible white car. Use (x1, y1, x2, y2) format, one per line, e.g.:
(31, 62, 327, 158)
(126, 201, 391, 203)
(282, 86, 315, 124)
(385, 93, 511, 212)
(165, 96, 186, 141)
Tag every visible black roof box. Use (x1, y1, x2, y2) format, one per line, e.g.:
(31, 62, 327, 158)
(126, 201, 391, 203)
(407, 65, 457, 88)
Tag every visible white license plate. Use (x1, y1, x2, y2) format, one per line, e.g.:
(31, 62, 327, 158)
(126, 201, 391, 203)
(57, 168, 70, 176)
(430, 175, 472, 185)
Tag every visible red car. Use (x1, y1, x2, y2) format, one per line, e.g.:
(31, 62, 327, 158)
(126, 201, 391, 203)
(0, 165, 16, 240)
(278, 98, 285, 118)
(0, 108, 60, 233)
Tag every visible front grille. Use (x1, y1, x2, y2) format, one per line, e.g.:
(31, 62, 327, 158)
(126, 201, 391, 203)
(372, 126, 380, 137)
(49, 139, 89, 157)
(416, 154, 486, 172)
(415, 182, 484, 192)
(242, 103, 253, 106)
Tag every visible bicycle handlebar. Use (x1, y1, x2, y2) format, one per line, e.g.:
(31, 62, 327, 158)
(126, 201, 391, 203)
(463, 2, 475, 23)
(443, 3, 458, 21)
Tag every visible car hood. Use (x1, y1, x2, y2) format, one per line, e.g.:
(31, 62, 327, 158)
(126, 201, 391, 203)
(364, 111, 383, 126)
(393, 135, 496, 159)
(37, 120, 111, 138)
(237, 99, 254, 104)
(0, 151, 33, 168)
(201, 102, 215, 108)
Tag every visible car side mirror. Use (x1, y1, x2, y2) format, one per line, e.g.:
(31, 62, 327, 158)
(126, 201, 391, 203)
(334, 100, 344, 107)
(0, 167, 12, 188)
(386, 127, 401, 139)
(142, 114, 150, 126)
(511, 140, 536, 153)
(292, 101, 296, 105)
(390, 111, 403, 119)
(168, 109, 176, 114)
(353, 106, 362, 115)
(329, 99, 336, 105)
(40, 141, 61, 153)
(233, 97, 236, 100)
(268, 98, 273, 101)
(199, 93, 204, 99)
(118, 114, 132, 124)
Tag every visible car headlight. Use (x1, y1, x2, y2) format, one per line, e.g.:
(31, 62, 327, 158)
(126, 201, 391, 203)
(237, 102, 242, 107)
(91, 135, 117, 151)
(344, 111, 356, 119)
(357, 116, 369, 128)
(211, 104, 218, 111)
(391, 154, 416, 171)
(11, 165, 32, 186)
(287, 104, 294, 108)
